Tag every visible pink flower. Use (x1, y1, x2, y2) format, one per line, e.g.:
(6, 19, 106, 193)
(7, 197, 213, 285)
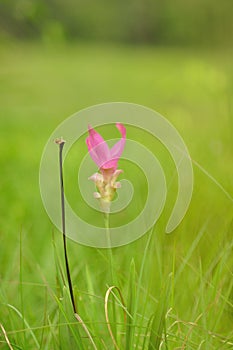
(86, 123, 126, 209)
(86, 123, 126, 171)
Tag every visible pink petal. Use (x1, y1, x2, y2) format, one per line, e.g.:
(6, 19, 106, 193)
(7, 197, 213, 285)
(87, 125, 105, 147)
(116, 123, 126, 138)
(101, 159, 118, 170)
(109, 123, 126, 165)
(86, 125, 110, 168)
(86, 123, 126, 170)
(86, 138, 101, 166)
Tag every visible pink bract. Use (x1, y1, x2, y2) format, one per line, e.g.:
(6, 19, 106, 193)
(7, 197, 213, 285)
(86, 123, 126, 170)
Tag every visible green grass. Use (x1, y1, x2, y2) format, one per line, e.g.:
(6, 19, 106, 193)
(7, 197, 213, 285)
(0, 41, 233, 349)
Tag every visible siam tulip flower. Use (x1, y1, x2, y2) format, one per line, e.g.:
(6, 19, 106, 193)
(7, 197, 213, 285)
(86, 123, 126, 212)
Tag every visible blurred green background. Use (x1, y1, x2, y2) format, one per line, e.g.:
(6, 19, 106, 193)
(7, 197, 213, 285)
(1, 0, 233, 46)
(0, 1, 233, 348)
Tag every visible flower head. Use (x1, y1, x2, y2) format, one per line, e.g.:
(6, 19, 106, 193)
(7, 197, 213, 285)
(86, 123, 126, 171)
(86, 123, 126, 211)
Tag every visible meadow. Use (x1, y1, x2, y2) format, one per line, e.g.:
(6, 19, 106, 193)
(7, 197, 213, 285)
(0, 42, 233, 349)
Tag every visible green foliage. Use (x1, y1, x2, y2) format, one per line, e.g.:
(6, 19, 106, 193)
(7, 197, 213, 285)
(0, 43, 232, 349)
(125, 259, 136, 349)
(148, 275, 170, 350)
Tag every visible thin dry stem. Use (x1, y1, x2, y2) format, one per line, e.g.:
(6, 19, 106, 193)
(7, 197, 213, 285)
(104, 286, 126, 350)
(74, 313, 98, 350)
(0, 323, 14, 350)
(55, 138, 77, 314)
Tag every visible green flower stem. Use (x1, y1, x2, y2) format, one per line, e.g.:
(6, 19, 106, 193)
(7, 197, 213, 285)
(104, 211, 118, 340)
(104, 212, 114, 285)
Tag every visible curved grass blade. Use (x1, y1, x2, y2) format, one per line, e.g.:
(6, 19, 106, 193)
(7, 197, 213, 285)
(105, 286, 126, 350)
(0, 323, 14, 350)
(5, 303, 40, 349)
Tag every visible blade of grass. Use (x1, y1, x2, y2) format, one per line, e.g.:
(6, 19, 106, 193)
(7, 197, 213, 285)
(38, 266, 85, 349)
(175, 221, 208, 282)
(105, 286, 126, 350)
(5, 303, 40, 349)
(148, 274, 171, 350)
(125, 259, 136, 350)
(0, 340, 23, 350)
(55, 290, 85, 350)
(39, 286, 48, 348)
(85, 265, 103, 348)
(19, 228, 26, 347)
(61, 286, 98, 350)
(74, 313, 98, 350)
(134, 228, 154, 350)
(141, 315, 154, 350)
(46, 313, 60, 350)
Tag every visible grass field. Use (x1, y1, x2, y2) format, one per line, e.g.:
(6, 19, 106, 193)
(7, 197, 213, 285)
(0, 42, 233, 349)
